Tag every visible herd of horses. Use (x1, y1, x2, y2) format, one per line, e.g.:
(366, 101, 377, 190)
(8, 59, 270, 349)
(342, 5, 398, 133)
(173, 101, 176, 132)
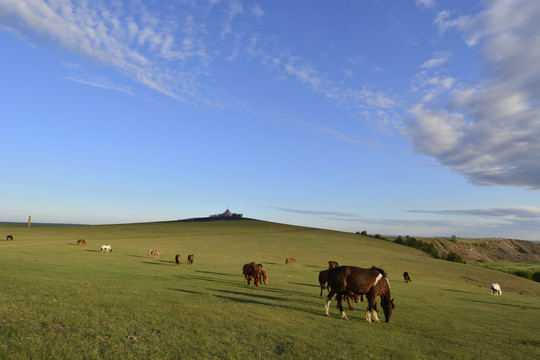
(76, 239, 195, 265)
(3, 234, 503, 324)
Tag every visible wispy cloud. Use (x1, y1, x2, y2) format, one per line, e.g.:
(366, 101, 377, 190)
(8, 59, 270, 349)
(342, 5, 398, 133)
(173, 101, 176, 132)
(416, 0, 436, 9)
(420, 55, 449, 69)
(221, 1, 243, 38)
(407, 0, 540, 190)
(270, 207, 360, 219)
(270, 206, 539, 239)
(62, 74, 135, 97)
(0, 1, 221, 105)
(409, 207, 540, 219)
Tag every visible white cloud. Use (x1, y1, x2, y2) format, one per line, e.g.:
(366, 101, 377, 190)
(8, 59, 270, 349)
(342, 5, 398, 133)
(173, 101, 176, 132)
(420, 56, 448, 69)
(270, 207, 360, 219)
(221, 0, 243, 38)
(410, 207, 540, 219)
(407, 0, 540, 190)
(416, 0, 436, 9)
(0, 0, 217, 104)
(250, 5, 264, 20)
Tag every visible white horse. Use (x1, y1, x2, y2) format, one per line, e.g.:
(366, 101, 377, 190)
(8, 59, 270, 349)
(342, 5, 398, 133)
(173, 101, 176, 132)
(100, 245, 112, 253)
(490, 283, 502, 296)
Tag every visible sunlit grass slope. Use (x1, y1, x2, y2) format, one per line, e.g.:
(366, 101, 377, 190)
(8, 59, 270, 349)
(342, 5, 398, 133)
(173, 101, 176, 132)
(0, 220, 539, 359)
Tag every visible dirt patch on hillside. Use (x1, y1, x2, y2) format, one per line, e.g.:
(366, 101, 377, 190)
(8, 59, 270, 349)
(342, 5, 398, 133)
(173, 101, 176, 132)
(425, 238, 540, 263)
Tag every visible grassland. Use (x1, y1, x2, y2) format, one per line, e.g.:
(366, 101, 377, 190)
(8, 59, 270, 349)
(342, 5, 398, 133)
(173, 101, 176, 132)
(0, 220, 539, 359)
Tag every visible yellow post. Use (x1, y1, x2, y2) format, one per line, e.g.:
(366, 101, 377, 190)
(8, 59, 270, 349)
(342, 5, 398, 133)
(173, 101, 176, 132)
(28, 216, 31, 227)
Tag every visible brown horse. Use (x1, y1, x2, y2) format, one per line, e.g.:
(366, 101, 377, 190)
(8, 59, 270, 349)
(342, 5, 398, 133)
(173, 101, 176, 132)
(242, 262, 268, 286)
(243, 262, 256, 284)
(6, 235, 13, 241)
(77, 239, 86, 246)
(285, 258, 295, 265)
(403, 272, 411, 283)
(319, 269, 361, 310)
(254, 264, 268, 286)
(328, 260, 339, 269)
(147, 249, 160, 259)
(324, 266, 394, 322)
(187, 254, 194, 264)
(175, 254, 181, 266)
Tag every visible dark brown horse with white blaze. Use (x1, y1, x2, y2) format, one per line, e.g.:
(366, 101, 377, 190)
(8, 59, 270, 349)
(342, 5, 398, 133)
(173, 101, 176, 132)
(324, 266, 394, 322)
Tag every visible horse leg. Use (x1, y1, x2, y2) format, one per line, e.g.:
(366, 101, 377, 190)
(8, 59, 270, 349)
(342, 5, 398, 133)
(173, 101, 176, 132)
(365, 293, 377, 322)
(337, 293, 348, 320)
(346, 295, 354, 311)
(324, 290, 336, 316)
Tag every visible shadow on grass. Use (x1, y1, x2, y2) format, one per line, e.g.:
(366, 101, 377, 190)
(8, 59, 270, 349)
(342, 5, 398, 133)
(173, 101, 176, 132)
(172, 273, 318, 298)
(215, 289, 288, 302)
(457, 298, 540, 310)
(290, 282, 319, 289)
(441, 288, 471, 294)
(169, 287, 322, 315)
(84, 250, 99, 253)
(304, 264, 327, 270)
(196, 270, 237, 277)
(142, 261, 171, 266)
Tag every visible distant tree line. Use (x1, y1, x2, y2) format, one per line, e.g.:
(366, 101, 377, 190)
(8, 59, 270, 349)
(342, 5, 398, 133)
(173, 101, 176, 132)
(508, 269, 540, 283)
(357, 232, 466, 264)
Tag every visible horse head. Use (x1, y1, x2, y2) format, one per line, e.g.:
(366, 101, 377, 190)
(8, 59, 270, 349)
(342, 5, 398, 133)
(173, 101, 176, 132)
(381, 296, 394, 322)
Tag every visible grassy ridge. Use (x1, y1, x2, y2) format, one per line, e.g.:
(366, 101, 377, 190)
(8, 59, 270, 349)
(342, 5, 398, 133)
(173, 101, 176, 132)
(0, 221, 539, 359)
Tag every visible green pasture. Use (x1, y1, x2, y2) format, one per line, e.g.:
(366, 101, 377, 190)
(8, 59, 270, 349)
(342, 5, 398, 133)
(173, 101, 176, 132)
(476, 261, 540, 273)
(0, 221, 539, 359)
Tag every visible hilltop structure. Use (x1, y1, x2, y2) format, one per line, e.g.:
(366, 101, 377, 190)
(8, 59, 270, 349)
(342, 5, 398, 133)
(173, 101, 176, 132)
(209, 209, 243, 218)
(178, 208, 244, 222)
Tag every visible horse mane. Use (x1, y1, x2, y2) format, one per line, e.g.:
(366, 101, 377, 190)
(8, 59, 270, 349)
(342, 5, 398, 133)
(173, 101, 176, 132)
(370, 266, 387, 278)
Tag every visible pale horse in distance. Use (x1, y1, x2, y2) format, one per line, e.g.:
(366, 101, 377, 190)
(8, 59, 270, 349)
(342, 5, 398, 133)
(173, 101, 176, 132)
(490, 283, 502, 296)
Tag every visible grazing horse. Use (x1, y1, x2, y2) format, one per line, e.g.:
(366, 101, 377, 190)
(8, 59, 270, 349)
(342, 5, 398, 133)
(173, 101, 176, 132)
(147, 249, 160, 259)
(100, 245, 112, 253)
(187, 254, 194, 264)
(285, 258, 296, 265)
(175, 254, 181, 266)
(6, 235, 13, 241)
(319, 269, 361, 310)
(324, 266, 394, 322)
(242, 262, 268, 286)
(319, 269, 330, 297)
(328, 260, 339, 269)
(490, 283, 502, 296)
(403, 272, 411, 283)
(77, 239, 86, 246)
(243, 262, 256, 284)
(254, 264, 268, 286)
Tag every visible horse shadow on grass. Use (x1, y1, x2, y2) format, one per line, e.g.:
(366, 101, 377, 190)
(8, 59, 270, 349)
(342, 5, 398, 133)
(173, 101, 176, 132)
(196, 270, 237, 278)
(441, 288, 471, 294)
(456, 298, 540, 310)
(172, 272, 319, 299)
(290, 282, 319, 289)
(142, 261, 170, 266)
(170, 287, 322, 316)
(173, 273, 241, 287)
(304, 264, 327, 269)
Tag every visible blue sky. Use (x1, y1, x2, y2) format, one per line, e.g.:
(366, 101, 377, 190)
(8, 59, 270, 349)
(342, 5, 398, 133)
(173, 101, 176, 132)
(1, 0, 539, 240)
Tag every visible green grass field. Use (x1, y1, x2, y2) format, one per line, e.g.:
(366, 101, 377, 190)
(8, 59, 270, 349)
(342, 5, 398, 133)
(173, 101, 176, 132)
(1, 220, 539, 359)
